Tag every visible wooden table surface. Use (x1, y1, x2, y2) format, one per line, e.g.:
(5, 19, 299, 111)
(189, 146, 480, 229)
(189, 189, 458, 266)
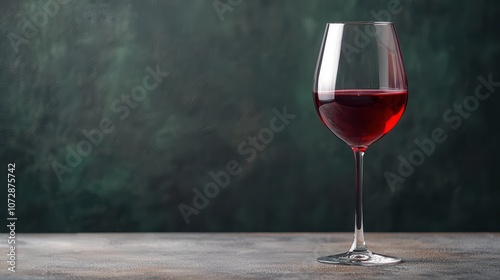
(2, 233, 499, 279)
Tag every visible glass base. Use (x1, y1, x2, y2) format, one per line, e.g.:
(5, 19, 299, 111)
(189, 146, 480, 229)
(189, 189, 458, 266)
(317, 250, 401, 266)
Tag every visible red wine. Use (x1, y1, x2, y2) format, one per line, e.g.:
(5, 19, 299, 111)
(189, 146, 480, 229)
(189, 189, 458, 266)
(314, 89, 408, 149)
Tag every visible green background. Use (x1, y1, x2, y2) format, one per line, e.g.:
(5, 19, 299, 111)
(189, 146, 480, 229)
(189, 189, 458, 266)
(1, 0, 499, 232)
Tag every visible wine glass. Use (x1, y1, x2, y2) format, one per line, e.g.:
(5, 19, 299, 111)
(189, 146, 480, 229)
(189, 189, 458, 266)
(313, 22, 408, 266)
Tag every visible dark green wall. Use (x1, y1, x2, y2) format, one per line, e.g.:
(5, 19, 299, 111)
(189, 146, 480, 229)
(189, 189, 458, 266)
(1, 0, 499, 232)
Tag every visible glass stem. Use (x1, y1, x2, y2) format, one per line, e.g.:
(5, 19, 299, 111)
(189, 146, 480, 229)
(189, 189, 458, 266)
(349, 148, 367, 253)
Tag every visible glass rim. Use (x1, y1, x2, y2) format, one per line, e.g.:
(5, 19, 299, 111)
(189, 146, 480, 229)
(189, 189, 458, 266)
(327, 21, 393, 25)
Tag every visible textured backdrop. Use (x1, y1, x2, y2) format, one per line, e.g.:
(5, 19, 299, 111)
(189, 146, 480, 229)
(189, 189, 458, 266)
(1, 0, 499, 232)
